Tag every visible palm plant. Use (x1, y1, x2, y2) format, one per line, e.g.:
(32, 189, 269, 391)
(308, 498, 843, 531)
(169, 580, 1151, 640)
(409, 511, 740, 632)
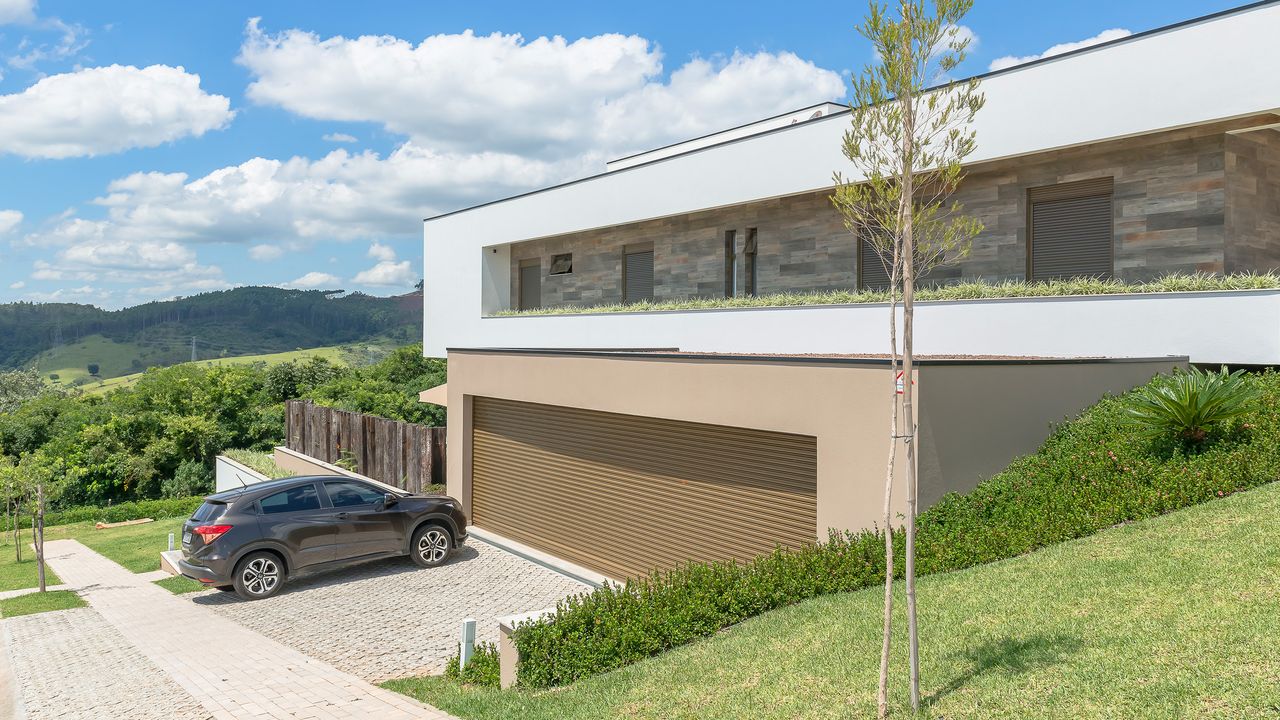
(1124, 366, 1259, 445)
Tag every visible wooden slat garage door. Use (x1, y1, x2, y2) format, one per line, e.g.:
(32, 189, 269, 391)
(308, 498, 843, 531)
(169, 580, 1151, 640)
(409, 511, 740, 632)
(471, 397, 817, 579)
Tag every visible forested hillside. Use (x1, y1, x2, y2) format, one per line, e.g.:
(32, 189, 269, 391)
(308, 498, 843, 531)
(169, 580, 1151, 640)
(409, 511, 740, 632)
(0, 286, 422, 370)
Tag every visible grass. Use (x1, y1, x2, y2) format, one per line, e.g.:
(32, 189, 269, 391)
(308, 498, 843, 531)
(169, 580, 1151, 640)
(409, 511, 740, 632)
(385, 482, 1280, 720)
(0, 590, 85, 617)
(0, 516, 187, 591)
(155, 575, 206, 594)
(495, 272, 1280, 316)
(222, 449, 297, 479)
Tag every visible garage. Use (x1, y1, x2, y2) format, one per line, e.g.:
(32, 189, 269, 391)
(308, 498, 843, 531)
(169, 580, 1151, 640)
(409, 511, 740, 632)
(470, 396, 818, 579)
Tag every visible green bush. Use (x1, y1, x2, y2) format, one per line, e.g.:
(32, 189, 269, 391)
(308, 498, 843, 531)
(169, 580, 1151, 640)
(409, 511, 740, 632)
(445, 643, 501, 687)
(162, 460, 214, 498)
(1122, 366, 1259, 446)
(0, 496, 204, 532)
(509, 370, 1280, 689)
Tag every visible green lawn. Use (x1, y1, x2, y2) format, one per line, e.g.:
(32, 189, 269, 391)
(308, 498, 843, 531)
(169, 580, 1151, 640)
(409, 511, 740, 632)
(155, 575, 206, 594)
(0, 590, 86, 617)
(0, 516, 187, 591)
(386, 482, 1280, 720)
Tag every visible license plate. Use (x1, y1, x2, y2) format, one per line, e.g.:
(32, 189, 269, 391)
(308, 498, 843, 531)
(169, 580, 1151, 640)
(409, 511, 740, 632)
(182, 532, 192, 545)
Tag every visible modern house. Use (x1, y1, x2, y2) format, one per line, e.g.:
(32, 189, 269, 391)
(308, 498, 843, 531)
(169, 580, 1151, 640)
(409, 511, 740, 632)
(422, 3, 1280, 581)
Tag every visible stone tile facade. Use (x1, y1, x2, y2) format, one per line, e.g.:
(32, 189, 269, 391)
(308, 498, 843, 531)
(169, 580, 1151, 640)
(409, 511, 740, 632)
(508, 119, 1280, 310)
(1225, 129, 1280, 273)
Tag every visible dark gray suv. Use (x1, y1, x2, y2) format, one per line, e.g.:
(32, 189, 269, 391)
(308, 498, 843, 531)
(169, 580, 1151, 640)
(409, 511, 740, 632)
(177, 475, 468, 600)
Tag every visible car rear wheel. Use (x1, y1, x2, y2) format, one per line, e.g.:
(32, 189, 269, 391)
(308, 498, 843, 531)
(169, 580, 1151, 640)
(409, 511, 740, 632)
(411, 524, 452, 568)
(232, 552, 285, 600)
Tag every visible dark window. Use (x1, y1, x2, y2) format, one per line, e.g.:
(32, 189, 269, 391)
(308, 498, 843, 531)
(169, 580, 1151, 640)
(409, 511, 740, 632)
(259, 484, 321, 514)
(518, 259, 541, 310)
(323, 480, 385, 508)
(724, 230, 738, 298)
(549, 253, 573, 275)
(1028, 177, 1114, 281)
(744, 228, 758, 296)
(859, 235, 893, 291)
(623, 246, 654, 303)
(191, 501, 227, 522)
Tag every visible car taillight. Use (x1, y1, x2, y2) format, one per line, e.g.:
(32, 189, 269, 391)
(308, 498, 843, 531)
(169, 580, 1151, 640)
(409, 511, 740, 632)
(193, 524, 233, 543)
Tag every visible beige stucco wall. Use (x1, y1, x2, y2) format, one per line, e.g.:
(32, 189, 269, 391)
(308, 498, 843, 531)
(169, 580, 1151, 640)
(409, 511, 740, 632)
(446, 351, 910, 538)
(916, 357, 1186, 508)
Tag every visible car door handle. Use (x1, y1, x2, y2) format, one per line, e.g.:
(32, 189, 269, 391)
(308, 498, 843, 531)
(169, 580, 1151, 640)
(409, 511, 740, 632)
(334, 512, 350, 520)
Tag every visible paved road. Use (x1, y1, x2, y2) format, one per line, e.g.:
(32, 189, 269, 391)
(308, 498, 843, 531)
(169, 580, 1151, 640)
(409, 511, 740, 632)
(187, 540, 590, 681)
(33, 539, 455, 720)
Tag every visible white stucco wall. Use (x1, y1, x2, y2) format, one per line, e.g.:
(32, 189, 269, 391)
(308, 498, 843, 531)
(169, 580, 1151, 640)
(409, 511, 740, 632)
(423, 3, 1280, 363)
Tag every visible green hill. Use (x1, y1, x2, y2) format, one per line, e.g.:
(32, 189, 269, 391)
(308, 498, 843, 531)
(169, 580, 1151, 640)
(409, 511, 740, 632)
(80, 344, 373, 395)
(1, 286, 421, 379)
(391, 481, 1280, 719)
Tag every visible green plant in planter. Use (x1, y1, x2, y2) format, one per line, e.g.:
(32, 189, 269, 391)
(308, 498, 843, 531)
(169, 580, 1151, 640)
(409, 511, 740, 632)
(1124, 366, 1259, 446)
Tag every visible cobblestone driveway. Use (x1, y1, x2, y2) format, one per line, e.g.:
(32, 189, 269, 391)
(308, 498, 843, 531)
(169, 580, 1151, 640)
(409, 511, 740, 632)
(186, 539, 590, 681)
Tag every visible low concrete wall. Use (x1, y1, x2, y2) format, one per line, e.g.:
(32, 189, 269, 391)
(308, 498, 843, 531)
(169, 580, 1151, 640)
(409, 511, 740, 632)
(214, 455, 270, 493)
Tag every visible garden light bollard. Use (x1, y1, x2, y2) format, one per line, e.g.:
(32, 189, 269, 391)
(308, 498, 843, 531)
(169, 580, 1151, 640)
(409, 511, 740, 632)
(459, 617, 476, 671)
(168, 533, 174, 551)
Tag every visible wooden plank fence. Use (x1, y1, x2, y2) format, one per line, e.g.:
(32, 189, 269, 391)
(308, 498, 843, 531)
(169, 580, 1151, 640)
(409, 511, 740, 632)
(285, 400, 446, 491)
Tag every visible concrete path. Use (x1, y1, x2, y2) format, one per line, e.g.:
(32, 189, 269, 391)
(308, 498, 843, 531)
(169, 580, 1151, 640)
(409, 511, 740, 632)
(40, 539, 455, 720)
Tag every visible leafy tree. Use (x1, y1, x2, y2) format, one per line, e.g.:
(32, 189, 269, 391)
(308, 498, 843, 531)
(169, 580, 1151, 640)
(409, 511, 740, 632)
(832, 0, 985, 713)
(0, 368, 58, 413)
(87, 363, 100, 376)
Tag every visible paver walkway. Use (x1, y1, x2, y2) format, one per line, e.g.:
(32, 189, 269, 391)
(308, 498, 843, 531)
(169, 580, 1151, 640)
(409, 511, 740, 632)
(41, 539, 456, 720)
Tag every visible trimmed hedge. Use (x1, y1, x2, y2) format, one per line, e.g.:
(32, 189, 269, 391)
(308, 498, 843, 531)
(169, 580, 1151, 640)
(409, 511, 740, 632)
(0, 496, 204, 533)
(509, 370, 1280, 689)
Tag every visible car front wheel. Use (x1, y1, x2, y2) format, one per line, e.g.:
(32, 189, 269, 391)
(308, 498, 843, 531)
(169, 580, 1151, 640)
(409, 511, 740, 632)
(232, 552, 285, 600)
(411, 524, 453, 568)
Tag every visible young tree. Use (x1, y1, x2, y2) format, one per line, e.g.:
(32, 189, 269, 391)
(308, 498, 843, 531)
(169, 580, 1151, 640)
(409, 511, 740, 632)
(15, 454, 59, 592)
(832, 1, 985, 714)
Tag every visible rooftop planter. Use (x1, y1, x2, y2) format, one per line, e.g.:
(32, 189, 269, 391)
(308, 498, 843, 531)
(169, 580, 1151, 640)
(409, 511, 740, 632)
(492, 273, 1280, 317)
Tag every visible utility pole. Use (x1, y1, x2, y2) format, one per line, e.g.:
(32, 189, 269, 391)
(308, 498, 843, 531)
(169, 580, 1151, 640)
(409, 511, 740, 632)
(191, 336, 197, 362)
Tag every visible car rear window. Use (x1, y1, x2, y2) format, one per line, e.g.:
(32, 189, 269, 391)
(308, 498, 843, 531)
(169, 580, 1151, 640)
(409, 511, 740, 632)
(191, 501, 227, 522)
(259, 484, 321, 515)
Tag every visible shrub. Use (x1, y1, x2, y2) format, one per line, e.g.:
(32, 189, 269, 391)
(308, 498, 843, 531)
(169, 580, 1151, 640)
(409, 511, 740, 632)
(1122, 366, 1259, 446)
(0, 496, 204, 532)
(87, 363, 100, 376)
(445, 643, 501, 687)
(162, 460, 213, 498)
(508, 370, 1280, 689)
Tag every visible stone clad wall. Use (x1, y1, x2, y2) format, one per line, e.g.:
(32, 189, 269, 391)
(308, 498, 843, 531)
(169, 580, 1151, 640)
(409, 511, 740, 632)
(509, 120, 1272, 310)
(1225, 129, 1280, 273)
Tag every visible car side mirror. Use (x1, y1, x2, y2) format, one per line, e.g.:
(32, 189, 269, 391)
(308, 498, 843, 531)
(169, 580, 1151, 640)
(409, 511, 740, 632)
(383, 493, 400, 507)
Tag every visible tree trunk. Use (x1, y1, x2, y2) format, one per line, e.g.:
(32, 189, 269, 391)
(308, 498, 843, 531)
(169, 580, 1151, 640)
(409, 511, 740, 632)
(36, 484, 46, 593)
(11, 498, 19, 564)
(900, 79, 922, 713)
(877, 241, 902, 720)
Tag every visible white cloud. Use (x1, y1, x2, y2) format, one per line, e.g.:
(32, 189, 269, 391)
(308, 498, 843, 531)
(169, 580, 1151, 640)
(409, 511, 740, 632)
(0, 0, 35, 25)
(367, 241, 396, 262)
(7, 280, 24, 289)
(989, 28, 1131, 72)
(323, 132, 357, 143)
(238, 20, 843, 160)
(0, 64, 234, 159)
(286, 271, 341, 288)
(0, 209, 21, 234)
(353, 260, 415, 287)
(249, 244, 285, 261)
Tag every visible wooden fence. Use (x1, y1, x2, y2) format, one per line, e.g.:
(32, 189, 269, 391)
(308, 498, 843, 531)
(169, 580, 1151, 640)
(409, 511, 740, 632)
(284, 400, 446, 492)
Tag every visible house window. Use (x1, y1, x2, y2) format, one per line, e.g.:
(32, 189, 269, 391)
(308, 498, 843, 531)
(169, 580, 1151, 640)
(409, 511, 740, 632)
(518, 258, 541, 310)
(1028, 177, 1114, 281)
(549, 253, 573, 275)
(623, 244, 654, 303)
(744, 228, 758, 296)
(858, 235, 893, 291)
(723, 230, 737, 297)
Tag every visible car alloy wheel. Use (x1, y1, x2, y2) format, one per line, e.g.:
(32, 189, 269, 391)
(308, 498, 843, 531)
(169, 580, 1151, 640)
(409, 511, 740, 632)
(241, 556, 280, 597)
(417, 527, 451, 565)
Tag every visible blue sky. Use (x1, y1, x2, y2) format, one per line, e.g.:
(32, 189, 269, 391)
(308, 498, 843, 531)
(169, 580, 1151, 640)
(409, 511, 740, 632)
(0, 0, 1244, 308)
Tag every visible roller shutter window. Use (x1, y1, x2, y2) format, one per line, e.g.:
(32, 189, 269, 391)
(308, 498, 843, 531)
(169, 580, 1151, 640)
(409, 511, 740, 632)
(518, 259, 541, 310)
(859, 236, 893, 291)
(1028, 177, 1114, 282)
(623, 246, 654, 303)
(470, 397, 818, 579)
